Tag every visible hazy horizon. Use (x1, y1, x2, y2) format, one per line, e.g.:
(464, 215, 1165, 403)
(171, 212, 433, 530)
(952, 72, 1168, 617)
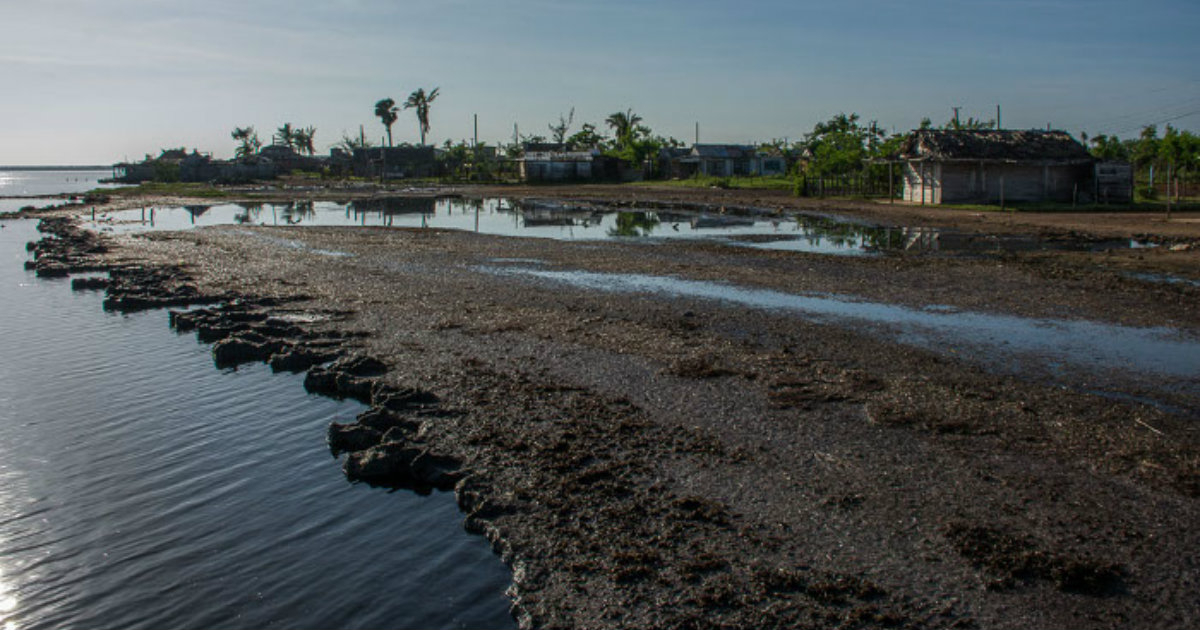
(3, 0, 1198, 165)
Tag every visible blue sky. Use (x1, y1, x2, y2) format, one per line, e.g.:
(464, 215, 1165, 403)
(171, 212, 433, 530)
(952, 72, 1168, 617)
(2, 0, 1198, 164)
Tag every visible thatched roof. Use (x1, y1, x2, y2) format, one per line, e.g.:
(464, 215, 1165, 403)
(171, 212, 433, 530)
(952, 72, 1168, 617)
(897, 129, 1092, 163)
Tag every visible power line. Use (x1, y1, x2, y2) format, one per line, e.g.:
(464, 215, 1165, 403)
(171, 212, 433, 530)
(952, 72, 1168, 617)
(1107, 107, 1200, 136)
(1081, 94, 1200, 132)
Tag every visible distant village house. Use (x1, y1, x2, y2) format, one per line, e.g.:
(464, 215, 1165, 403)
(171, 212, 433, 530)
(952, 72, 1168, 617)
(894, 129, 1132, 204)
(672, 144, 787, 179)
(518, 143, 603, 182)
(351, 146, 437, 179)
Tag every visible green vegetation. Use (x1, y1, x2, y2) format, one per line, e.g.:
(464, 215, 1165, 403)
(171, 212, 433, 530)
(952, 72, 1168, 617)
(275, 123, 317, 155)
(404, 87, 440, 146)
(790, 113, 904, 198)
(436, 140, 518, 182)
(231, 127, 262, 158)
(151, 161, 180, 183)
(1082, 124, 1198, 201)
(632, 175, 793, 191)
(91, 182, 234, 198)
(374, 99, 399, 147)
(549, 108, 574, 145)
(335, 132, 374, 153)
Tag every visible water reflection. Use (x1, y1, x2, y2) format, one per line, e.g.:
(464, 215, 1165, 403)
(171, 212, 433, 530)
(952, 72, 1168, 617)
(184, 205, 210, 225)
(234, 202, 262, 225)
(0, 571, 17, 630)
(608, 212, 661, 237)
(84, 198, 1159, 258)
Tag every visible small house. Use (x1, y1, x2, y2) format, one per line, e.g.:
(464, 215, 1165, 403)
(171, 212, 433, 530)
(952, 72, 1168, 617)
(895, 129, 1095, 204)
(674, 145, 787, 178)
(519, 143, 600, 182)
(352, 146, 437, 179)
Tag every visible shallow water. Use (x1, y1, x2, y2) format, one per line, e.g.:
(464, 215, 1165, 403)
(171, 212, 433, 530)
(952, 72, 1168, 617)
(0, 199, 64, 215)
(486, 264, 1200, 401)
(88, 197, 1159, 257)
(86, 199, 900, 255)
(0, 169, 115, 197)
(0, 221, 514, 630)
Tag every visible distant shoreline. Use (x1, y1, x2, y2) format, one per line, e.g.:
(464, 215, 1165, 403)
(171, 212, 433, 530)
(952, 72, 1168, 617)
(0, 165, 111, 171)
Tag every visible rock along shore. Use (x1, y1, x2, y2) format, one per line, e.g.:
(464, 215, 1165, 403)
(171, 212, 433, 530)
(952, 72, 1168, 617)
(19, 192, 1200, 629)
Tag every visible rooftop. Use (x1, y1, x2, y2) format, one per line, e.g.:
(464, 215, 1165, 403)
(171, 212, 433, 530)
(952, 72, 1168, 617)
(897, 129, 1092, 163)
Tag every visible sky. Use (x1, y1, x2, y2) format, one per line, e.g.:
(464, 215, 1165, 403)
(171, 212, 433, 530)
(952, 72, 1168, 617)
(1, 0, 1198, 165)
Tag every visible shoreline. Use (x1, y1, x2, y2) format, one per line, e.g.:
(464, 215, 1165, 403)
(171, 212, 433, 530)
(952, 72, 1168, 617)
(16, 185, 1200, 629)
(8, 180, 1198, 282)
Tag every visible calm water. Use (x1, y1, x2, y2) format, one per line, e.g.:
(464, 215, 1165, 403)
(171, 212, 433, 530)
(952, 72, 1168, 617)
(88, 198, 1152, 256)
(0, 199, 64, 215)
(0, 221, 514, 630)
(87, 199, 894, 255)
(0, 169, 115, 197)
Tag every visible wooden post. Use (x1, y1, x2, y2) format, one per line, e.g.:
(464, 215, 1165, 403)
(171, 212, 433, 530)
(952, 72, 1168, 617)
(1166, 162, 1173, 220)
(1073, 183, 1078, 209)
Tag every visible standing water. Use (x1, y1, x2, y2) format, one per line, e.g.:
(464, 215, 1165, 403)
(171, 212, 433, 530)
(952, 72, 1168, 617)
(0, 168, 116, 197)
(0, 220, 514, 629)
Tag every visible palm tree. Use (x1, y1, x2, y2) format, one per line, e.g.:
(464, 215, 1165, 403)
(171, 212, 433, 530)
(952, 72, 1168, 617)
(292, 126, 317, 155)
(375, 98, 399, 147)
(231, 126, 261, 158)
(275, 123, 296, 148)
(403, 87, 440, 146)
(605, 109, 643, 147)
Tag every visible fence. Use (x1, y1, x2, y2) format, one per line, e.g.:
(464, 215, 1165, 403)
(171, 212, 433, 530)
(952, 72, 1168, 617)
(795, 173, 893, 198)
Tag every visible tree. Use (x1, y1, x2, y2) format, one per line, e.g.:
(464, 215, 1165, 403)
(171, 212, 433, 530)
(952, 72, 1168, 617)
(802, 113, 881, 177)
(1088, 134, 1129, 161)
(404, 87, 440, 146)
(275, 123, 296, 148)
(336, 132, 374, 153)
(605, 109, 644, 149)
(231, 126, 262, 158)
(375, 98, 399, 147)
(1132, 125, 1160, 171)
(566, 123, 605, 150)
(292, 126, 317, 155)
(549, 107, 575, 145)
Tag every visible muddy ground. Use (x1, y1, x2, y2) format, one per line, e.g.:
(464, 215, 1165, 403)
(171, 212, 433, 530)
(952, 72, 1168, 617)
(13, 184, 1200, 629)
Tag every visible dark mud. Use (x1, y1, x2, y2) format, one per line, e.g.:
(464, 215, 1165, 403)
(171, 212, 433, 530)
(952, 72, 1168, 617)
(25, 214, 1200, 630)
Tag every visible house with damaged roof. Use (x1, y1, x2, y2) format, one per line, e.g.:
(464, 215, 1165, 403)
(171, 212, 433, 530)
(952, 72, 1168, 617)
(894, 129, 1131, 204)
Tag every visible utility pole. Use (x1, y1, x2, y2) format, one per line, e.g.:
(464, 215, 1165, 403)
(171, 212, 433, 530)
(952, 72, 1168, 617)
(473, 114, 478, 148)
(695, 122, 700, 146)
(996, 105, 1001, 130)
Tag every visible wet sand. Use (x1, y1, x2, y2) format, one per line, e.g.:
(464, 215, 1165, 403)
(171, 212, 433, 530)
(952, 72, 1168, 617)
(17, 185, 1200, 629)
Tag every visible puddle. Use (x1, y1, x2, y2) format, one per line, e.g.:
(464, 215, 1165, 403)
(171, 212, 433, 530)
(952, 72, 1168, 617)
(484, 266, 1200, 392)
(1124, 271, 1200, 289)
